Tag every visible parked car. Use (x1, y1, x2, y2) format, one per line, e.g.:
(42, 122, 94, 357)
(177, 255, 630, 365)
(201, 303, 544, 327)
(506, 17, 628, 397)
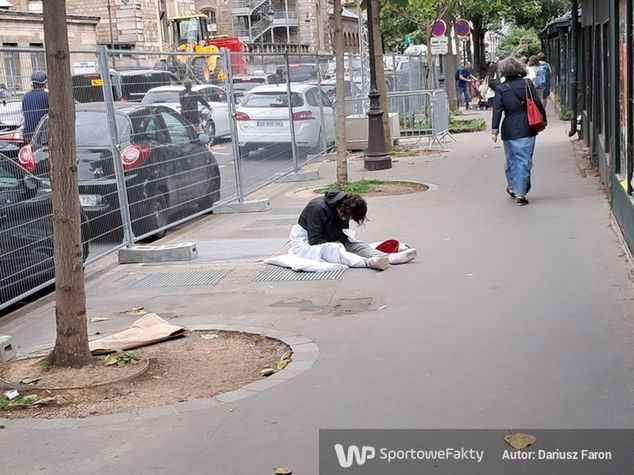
(141, 84, 230, 143)
(0, 153, 89, 308)
(232, 74, 285, 102)
(275, 63, 329, 83)
(72, 69, 180, 104)
(19, 103, 221, 241)
(235, 83, 336, 159)
(304, 78, 364, 116)
(0, 101, 25, 159)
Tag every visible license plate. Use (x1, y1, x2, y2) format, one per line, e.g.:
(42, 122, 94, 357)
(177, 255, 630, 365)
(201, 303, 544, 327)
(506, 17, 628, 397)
(79, 195, 99, 207)
(257, 120, 283, 127)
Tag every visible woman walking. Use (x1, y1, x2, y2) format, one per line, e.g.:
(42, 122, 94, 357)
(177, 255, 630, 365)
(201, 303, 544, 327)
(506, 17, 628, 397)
(491, 57, 547, 206)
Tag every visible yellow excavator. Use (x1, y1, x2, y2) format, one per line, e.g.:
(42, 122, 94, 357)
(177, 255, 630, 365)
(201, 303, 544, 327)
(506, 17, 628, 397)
(156, 14, 225, 83)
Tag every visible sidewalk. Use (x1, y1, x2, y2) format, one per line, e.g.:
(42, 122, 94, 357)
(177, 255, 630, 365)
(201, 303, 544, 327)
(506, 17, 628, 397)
(2, 111, 634, 474)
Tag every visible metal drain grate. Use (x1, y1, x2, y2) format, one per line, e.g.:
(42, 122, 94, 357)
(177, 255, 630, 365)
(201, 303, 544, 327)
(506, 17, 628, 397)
(132, 269, 233, 288)
(253, 267, 346, 282)
(246, 218, 297, 229)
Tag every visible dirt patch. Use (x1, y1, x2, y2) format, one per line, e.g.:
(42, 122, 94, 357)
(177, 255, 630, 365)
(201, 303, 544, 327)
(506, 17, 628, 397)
(0, 331, 289, 419)
(295, 180, 428, 199)
(349, 149, 447, 161)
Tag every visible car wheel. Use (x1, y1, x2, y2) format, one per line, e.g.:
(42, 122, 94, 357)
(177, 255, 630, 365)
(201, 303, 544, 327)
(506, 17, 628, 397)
(204, 120, 216, 145)
(192, 57, 210, 83)
(138, 193, 168, 242)
(198, 173, 221, 212)
(239, 144, 253, 159)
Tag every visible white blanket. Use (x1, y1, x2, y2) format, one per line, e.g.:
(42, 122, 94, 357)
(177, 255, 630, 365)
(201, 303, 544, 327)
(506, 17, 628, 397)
(263, 225, 364, 272)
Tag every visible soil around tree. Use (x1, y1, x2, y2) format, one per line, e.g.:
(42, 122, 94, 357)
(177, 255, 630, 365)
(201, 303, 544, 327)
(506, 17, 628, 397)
(295, 180, 429, 199)
(0, 331, 289, 419)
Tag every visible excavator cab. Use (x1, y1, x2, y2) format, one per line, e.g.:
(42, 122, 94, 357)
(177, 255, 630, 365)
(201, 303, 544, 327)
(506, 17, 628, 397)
(167, 15, 223, 83)
(171, 15, 209, 47)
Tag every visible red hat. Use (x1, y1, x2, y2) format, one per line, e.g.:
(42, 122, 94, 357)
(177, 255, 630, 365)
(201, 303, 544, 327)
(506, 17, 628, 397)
(375, 239, 400, 253)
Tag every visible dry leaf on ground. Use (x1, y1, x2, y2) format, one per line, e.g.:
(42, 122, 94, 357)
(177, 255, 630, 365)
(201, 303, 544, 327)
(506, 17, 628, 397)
(504, 432, 537, 450)
(274, 468, 292, 475)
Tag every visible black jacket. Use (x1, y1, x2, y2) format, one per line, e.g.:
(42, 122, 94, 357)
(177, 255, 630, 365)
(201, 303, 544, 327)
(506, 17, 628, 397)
(491, 76, 547, 141)
(298, 191, 350, 245)
(179, 89, 211, 125)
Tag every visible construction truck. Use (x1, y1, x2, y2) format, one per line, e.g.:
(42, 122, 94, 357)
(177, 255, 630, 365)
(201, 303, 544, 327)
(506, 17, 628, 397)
(156, 14, 248, 84)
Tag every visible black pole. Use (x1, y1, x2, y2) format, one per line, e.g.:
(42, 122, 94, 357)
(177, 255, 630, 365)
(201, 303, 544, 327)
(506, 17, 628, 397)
(363, 0, 391, 171)
(568, 0, 579, 137)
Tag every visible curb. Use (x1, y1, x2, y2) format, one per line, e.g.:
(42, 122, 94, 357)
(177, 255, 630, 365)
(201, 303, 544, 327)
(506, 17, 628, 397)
(0, 325, 319, 430)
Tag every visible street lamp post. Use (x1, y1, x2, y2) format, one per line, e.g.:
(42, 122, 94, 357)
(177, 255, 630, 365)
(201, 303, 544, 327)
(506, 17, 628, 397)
(363, 0, 391, 171)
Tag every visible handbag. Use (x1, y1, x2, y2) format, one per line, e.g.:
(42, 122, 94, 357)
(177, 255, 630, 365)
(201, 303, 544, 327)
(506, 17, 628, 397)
(524, 79, 546, 132)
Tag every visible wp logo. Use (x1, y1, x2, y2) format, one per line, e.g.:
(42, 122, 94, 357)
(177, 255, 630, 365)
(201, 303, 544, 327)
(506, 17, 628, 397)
(334, 444, 376, 468)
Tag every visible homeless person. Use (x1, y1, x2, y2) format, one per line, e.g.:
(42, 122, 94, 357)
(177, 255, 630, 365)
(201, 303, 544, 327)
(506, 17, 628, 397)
(290, 191, 417, 271)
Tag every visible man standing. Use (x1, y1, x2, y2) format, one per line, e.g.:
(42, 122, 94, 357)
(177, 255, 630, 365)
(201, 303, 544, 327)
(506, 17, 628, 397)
(178, 79, 211, 132)
(22, 70, 49, 143)
(537, 52, 552, 108)
(455, 61, 475, 110)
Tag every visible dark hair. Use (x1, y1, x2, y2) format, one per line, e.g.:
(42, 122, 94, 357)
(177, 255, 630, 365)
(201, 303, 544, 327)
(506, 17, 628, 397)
(183, 79, 193, 90)
(337, 194, 368, 225)
(537, 52, 545, 61)
(528, 55, 539, 67)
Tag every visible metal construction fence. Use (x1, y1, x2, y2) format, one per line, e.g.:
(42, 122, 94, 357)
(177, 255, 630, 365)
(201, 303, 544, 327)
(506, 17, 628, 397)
(0, 45, 448, 310)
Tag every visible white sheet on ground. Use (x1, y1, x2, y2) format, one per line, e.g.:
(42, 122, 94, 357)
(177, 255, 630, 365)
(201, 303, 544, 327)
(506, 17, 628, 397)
(263, 225, 365, 272)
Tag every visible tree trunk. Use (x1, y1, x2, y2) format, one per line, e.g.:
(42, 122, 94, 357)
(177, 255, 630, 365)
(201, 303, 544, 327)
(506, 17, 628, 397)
(371, 0, 391, 151)
(44, 0, 93, 368)
(471, 15, 486, 76)
(333, 0, 348, 186)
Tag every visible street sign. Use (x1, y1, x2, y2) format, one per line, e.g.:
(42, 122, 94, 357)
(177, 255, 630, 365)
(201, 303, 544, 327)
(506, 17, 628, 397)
(431, 19, 447, 37)
(430, 36, 449, 55)
(73, 61, 97, 75)
(455, 18, 471, 38)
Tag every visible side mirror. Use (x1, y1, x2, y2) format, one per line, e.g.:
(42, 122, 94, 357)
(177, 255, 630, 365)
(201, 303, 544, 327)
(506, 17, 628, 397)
(198, 133, 211, 144)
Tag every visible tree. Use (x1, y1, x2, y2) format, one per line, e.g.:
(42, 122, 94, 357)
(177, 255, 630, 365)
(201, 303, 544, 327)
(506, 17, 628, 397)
(43, 0, 93, 367)
(333, 0, 348, 186)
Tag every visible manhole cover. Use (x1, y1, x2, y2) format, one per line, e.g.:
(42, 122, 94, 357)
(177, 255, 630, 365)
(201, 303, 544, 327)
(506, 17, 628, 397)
(132, 269, 233, 288)
(253, 267, 345, 282)
(246, 218, 297, 229)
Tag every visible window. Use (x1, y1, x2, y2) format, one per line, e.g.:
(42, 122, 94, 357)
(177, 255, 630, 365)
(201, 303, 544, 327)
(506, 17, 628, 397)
(27, 1, 42, 13)
(305, 89, 320, 107)
(203, 87, 226, 103)
(29, 43, 46, 73)
(160, 111, 194, 145)
(242, 92, 303, 108)
(2, 43, 19, 91)
(131, 112, 164, 144)
(0, 160, 19, 191)
(202, 8, 216, 25)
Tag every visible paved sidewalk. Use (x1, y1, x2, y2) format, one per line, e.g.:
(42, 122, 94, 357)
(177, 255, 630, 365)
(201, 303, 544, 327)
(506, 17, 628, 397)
(2, 111, 634, 474)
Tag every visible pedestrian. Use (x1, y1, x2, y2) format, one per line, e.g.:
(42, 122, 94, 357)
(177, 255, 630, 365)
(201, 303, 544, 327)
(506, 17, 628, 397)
(290, 191, 417, 271)
(455, 61, 475, 110)
(178, 78, 211, 132)
(22, 70, 49, 143)
(537, 52, 552, 108)
(527, 55, 546, 103)
(482, 62, 499, 108)
(491, 57, 547, 207)
(0, 83, 9, 106)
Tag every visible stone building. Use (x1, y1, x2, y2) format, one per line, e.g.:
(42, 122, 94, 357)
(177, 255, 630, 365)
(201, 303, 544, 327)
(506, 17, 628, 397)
(0, 0, 99, 91)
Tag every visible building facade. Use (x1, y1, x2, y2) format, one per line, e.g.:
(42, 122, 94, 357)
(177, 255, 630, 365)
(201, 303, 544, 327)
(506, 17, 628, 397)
(0, 1, 99, 91)
(541, 0, 634, 257)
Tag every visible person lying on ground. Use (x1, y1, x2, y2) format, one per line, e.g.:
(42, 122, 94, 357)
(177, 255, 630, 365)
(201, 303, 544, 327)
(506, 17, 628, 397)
(290, 191, 417, 271)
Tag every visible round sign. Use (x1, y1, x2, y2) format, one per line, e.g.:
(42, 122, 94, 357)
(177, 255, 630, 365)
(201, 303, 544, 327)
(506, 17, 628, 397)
(431, 19, 447, 37)
(455, 18, 471, 37)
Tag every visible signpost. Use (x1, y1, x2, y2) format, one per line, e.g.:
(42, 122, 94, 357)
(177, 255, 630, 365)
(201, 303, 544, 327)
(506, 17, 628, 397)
(430, 36, 449, 55)
(431, 19, 447, 37)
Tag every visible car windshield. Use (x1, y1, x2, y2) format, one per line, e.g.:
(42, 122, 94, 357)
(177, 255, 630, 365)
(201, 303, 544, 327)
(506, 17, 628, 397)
(241, 92, 303, 108)
(143, 90, 180, 104)
(0, 102, 22, 125)
(34, 111, 131, 147)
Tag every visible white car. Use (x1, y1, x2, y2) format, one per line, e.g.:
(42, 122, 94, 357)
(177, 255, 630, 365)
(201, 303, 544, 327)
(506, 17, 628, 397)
(235, 83, 336, 159)
(141, 84, 230, 143)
